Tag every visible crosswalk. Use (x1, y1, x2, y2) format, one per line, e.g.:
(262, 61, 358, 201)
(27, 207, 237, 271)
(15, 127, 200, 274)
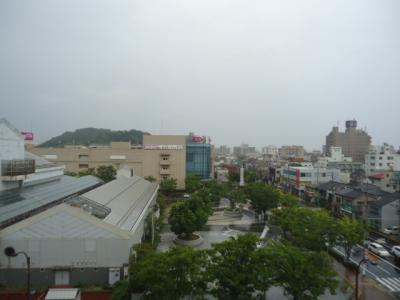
(377, 277, 400, 292)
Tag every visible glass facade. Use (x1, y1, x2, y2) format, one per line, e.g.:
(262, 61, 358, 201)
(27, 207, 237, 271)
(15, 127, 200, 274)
(186, 144, 211, 179)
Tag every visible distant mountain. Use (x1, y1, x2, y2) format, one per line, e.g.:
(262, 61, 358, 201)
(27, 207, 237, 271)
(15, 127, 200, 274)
(39, 127, 150, 147)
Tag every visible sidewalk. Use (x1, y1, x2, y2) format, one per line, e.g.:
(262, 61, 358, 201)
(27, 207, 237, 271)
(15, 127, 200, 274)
(334, 260, 396, 300)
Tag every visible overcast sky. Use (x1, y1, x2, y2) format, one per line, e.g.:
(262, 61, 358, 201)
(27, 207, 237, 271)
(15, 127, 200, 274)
(1, 0, 399, 151)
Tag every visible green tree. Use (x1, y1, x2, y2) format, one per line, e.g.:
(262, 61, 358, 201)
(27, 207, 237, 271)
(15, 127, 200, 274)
(130, 246, 207, 300)
(245, 183, 280, 220)
(185, 175, 202, 193)
(78, 167, 95, 177)
(95, 165, 116, 182)
(337, 217, 368, 262)
(271, 207, 337, 252)
(144, 175, 156, 182)
(227, 187, 247, 210)
(206, 234, 268, 300)
(267, 242, 338, 300)
(168, 194, 212, 239)
(160, 178, 177, 194)
(244, 171, 257, 183)
(112, 280, 130, 300)
(278, 192, 299, 208)
(228, 171, 240, 183)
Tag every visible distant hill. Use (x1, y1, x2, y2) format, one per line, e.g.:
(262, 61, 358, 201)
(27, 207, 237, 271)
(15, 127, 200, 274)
(39, 128, 150, 147)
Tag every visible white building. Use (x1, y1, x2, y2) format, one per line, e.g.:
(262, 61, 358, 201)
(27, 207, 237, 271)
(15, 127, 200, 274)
(0, 118, 159, 287)
(317, 147, 352, 168)
(282, 165, 348, 194)
(365, 143, 400, 176)
(0, 173, 158, 287)
(261, 145, 279, 157)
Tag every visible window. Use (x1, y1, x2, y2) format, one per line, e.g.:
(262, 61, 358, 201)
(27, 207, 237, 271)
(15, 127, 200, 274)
(80, 268, 85, 272)
(387, 163, 391, 167)
(187, 152, 194, 162)
(388, 157, 394, 160)
(379, 163, 383, 167)
(370, 163, 375, 166)
(379, 157, 382, 160)
(78, 164, 89, 168)
(370, 156, 375, 160)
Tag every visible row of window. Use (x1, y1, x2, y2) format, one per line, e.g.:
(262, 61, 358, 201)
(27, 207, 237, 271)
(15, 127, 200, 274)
(369, 156, 394, 160)
(38, 267, 99, 272)
(370, 162, 393, 167)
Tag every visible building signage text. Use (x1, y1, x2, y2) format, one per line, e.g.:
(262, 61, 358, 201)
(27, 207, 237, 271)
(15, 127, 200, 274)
(144, 144, 184, 150)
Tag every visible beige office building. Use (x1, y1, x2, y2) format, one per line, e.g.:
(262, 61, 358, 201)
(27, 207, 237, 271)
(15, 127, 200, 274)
(29, 135, 187, 189)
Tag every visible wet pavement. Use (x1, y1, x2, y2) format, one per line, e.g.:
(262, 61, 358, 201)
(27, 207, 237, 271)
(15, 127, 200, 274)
(334, 260, 396, 300)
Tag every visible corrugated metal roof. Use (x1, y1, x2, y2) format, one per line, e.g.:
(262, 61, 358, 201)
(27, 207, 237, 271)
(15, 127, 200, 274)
(0, 175, 102, 227)
(45, 288, 79, 300)
(82, 175, 158, 231)
(0, 203, 131, 239)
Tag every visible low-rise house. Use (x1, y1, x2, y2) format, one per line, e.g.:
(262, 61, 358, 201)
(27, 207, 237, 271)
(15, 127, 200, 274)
(336, 184, 389, 220)
(369, 192, 400, 231)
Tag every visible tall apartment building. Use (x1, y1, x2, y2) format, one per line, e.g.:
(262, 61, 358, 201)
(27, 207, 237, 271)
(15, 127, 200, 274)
(278, 145, 305, 159)
(365, 143, 400, 176)
(217, 145, 231, 156)
(325, 120, 371, 163)
(233, 143, 257, 157)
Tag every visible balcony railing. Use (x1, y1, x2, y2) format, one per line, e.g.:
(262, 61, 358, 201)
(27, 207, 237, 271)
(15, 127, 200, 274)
(1, 159, 35, 177)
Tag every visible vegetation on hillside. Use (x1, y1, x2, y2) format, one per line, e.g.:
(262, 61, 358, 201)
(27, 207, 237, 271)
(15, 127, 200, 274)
(39, 127, 150, 147)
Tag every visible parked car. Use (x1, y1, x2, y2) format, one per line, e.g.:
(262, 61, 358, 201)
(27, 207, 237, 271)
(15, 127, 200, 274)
(383, 226, 399, 235)
(183, 193, 191, 199)
(368, 242, 390, 257)
(391, 246, 400, 258)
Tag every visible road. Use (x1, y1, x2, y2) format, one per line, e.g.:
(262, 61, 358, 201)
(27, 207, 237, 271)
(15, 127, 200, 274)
(334, 242, 400, 297)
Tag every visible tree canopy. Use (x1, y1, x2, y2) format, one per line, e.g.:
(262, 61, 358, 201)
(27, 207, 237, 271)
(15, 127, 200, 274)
(266, 242, 338, 300)
(168, 193, 213, 238)
(185, 175, 202, 193)
(130, 246, 207, 300)
(271, 207, 337, 252)
(39, 127, 149, 147)
(206, 234, 272, 300)
(245, 183, 280, 219)
(159, 178, 177, 194)
(95, 165, 117, 182)
(337, 216, 368, 262)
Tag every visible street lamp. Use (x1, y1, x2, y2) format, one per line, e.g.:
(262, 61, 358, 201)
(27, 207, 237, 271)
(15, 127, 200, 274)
(355, 253, 368, 300)
(4, 247, 31, 300)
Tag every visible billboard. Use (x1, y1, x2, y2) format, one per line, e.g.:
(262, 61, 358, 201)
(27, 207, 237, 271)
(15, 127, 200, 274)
(21, 132, 34, 141)
(191, 135, 205, 143)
